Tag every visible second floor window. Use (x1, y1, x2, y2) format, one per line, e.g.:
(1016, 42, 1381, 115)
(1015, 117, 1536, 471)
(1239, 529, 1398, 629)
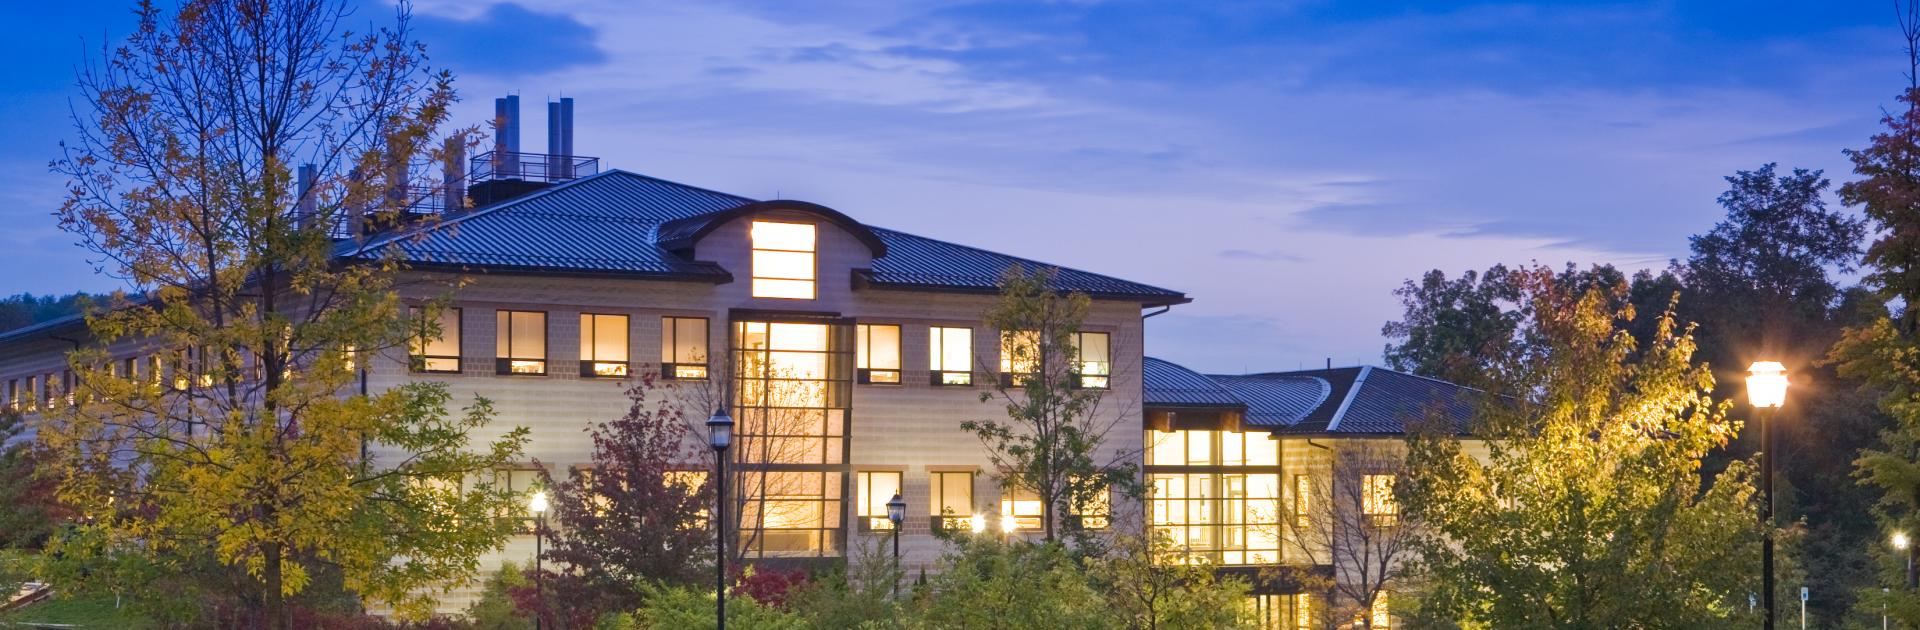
(1293, 474, 1312, 528)
(1362, 474, 1399, 527)
(1072, 331, 1111, 389)
(661, 317, 709, 380)
(856, 470, 902, 531)
(855, 324, 901, 384)
(410, 307, 462, 373)
(496, 310, 548, 375)
(930, 470, 975, 532)
(929, 326, 973, 386)
(750, 220, 816, 299)
(580, 313, 630, 377)
(1000, 483, 1043, 531)
(999, 330, 1039, 386)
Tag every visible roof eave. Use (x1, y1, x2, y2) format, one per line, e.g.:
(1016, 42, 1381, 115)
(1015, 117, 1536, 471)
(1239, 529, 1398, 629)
(853, 271, 1191, 306)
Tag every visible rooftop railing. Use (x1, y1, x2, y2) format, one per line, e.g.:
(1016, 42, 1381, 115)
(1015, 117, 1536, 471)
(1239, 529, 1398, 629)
(470, 150, 600, 183)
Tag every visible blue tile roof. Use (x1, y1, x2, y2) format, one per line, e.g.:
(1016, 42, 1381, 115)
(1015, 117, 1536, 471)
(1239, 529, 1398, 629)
(343, 170, 1187, 303)
(1141, 358, 1478, 435)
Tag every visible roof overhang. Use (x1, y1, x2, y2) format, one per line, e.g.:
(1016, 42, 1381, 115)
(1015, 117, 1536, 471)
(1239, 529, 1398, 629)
(659, 200, 888, 258)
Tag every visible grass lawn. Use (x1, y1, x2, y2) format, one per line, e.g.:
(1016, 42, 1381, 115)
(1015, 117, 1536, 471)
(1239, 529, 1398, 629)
(0, 594, 149, 628)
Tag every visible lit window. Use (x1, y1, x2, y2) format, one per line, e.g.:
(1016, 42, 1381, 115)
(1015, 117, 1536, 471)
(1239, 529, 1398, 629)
(493, 467, 546, 532)
(1294, 474, 1312, 528)
(1000, 483, 1043, 531)
(750, 220, 816, 299)
(495, 310, 548, 375)
(661, 317, 709, 380)
(930, 471, 974, 531)
(929, 326, 973, 386)
(1071, 483, 1110, 530)
(121, 357, 137, 380)
(579, 313, 630, 377)
(855, 324, 901, 384)
(1370, 594, 1392, 629)
(409, 307, 463, 373)
(857, 471, 902, 531)
(22, 376, 37, 412)
(1294, 593, 1313, 630)
(1363, 474, 1399, 527)
(1072, 331, 1110, 389)
(999, 330, 1039, 386)
(4, 379, 17, 412)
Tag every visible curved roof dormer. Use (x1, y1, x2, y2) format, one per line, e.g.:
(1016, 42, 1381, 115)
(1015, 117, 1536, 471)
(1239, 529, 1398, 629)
(656, 199, 888, 258)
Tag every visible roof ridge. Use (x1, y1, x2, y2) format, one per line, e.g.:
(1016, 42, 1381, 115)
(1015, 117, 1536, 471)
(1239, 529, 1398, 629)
(1325, 366, 1372, 432)
(350, 169, 627, 252)
(601, 168, 759, 204)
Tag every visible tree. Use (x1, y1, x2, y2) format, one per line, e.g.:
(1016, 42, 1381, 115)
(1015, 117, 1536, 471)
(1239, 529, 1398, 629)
(0, 409, 67, 551)
(961, 266, 1138, 543)
(38, 0, 525, 626)
(0, 293, 105, 332)
(1381, 265, 1521, 389)
(539, 369, 714, 623)
(1280, 443, 1423, 630)
(1401, 266, 1760, 628)
(1089, 532, 1255, 630)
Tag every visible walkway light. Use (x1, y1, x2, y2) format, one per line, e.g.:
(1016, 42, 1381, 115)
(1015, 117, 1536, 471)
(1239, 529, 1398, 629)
(1747, 361, 1788, 409)
(1748, 360, 1790, 630)
(970, 513, 987, 534)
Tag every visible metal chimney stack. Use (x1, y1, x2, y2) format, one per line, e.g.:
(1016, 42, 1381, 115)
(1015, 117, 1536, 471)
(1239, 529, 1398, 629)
(494, 95, 520, 177)
(443, 134, 466, 212)
(547, 97, 575, 179)
(294, 164, 317, 230)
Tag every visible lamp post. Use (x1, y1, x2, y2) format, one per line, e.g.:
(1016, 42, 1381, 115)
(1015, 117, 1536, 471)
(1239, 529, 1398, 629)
(707, 406, 734, 630)
(886, 493, 905, 597)
(1748, 361, 1789, 630)
(1897, 532, 1915, 589)
(528, 490, 549, 630)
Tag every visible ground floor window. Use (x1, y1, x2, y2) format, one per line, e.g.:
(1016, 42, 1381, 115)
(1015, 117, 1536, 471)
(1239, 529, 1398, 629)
(1247, 594, 1313, 630)
(737, 470, 843, 557)
(857, 470, 902, 531)
(1149, 472, 1283, 565)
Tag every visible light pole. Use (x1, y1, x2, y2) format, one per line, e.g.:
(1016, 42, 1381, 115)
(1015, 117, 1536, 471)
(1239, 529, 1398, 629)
(1897, 532, 1915, 589)
(886, 493, 905, 597)
(707, 406, 734, 630)
(528, 490, 548, 630)
(1748, 361, 1790, 630)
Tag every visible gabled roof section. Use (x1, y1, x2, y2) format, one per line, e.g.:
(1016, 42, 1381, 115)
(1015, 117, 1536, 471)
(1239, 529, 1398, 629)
(1142, 358, 1479, 436)
(333, 169, 1186, 304)
(1143, 357, 1243, 408)
(658, 200, 887, 257)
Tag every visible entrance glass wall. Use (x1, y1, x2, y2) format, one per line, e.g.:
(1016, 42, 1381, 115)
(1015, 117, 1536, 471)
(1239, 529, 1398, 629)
(731, 319, 853, 557)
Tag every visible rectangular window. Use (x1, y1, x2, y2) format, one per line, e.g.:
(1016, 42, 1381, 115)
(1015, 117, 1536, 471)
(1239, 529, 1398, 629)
(661, 316, 710, 380)
(929, 326, 973, 386)
(856, 471, 902, 531)
(4, 379, 16, 411)
(1000, 483, 1044, 532)
(121, 357, 137, 380)
(493, 467, 546, 532)
(855, 324, 901, 384)
(495, 310, 548, 375)
(579, 313, 630, 377)
(410, 307, 462, 373)
(23, 376, 37, 411)
(1363, 474, 1399, 527)
(750, 221, 816, 299)
(930, 471, 975, 531)
(1370, 594, 1391, 629)
(1072, 331, 1111, 389)
(1295, 593, 1313, 630)
(1294, 474, 1312, 529)
(999, 330, 1039, 386)
(1072, 484, 1110, 530)
(1149, 472, 1283, 565)
(737, 470, 843, 557)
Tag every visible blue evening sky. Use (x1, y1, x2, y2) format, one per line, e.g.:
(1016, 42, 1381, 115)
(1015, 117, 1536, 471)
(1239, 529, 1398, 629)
(0, 1, 1900, 372)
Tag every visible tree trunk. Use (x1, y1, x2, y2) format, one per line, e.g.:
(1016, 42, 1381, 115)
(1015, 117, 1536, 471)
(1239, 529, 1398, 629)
(264, 542, 285, 630)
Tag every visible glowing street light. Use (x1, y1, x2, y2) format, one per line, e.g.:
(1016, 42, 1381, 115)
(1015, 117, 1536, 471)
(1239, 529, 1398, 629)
(1000, 515, 1018, 535)
(1898, 532, 1916, 590)
(1748, 360, 1790, 630)
(528, 490, 549, 630)
(970, 513, 987, 534)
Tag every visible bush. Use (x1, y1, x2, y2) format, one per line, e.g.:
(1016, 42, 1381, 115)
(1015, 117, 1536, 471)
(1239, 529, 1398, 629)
(465, 561, 533, 630)
(910, 538, 1109, 630)
(633, 582, 805, 630)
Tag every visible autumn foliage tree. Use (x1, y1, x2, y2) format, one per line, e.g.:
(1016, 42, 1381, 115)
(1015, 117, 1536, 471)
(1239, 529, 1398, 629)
(37, 1, 524, 626)
(538, 369, 714, 625)
(1402, 266, 1760, 628)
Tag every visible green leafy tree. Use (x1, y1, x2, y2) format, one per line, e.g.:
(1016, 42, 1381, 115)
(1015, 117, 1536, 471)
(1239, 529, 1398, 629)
(1380, 264, 1521, 389)
(962, 266, 1138, 543)
(1402, 266, 1760, 628)
(37, 0, 524, 626)
(910, 539, 1111, 630)
(1088, 532, 1256, 630)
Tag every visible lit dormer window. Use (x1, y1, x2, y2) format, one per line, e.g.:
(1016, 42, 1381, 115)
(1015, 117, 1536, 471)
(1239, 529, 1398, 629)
(750, 221, 816, 299)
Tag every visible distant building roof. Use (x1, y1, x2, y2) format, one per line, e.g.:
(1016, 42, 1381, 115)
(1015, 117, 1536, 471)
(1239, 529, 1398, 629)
(1142, 358, 1478, 436)
(345, 169, 1189, 304)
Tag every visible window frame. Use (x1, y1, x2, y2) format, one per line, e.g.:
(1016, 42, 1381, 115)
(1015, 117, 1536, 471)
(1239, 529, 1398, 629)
(999, 483, 1044, 532)
(1362, 473, 1399, 528)
(856, 470, 904, 532)
(495, 310, 550, 376)
(1071, 331, 1111, 390)
(998, 329, 1040, 387)
(579, 312, 631, 378)
(749, 220, 818, 300)
(855, 323, 902, 385)
(928, 326, 974, 386)
(929, 470, 976, 532)
(661, 316, 711, 380)
(410, 306, 463, 374)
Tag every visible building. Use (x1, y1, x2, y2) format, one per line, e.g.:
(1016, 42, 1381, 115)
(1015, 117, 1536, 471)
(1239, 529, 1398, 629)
(0, 105, 1478, 627)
